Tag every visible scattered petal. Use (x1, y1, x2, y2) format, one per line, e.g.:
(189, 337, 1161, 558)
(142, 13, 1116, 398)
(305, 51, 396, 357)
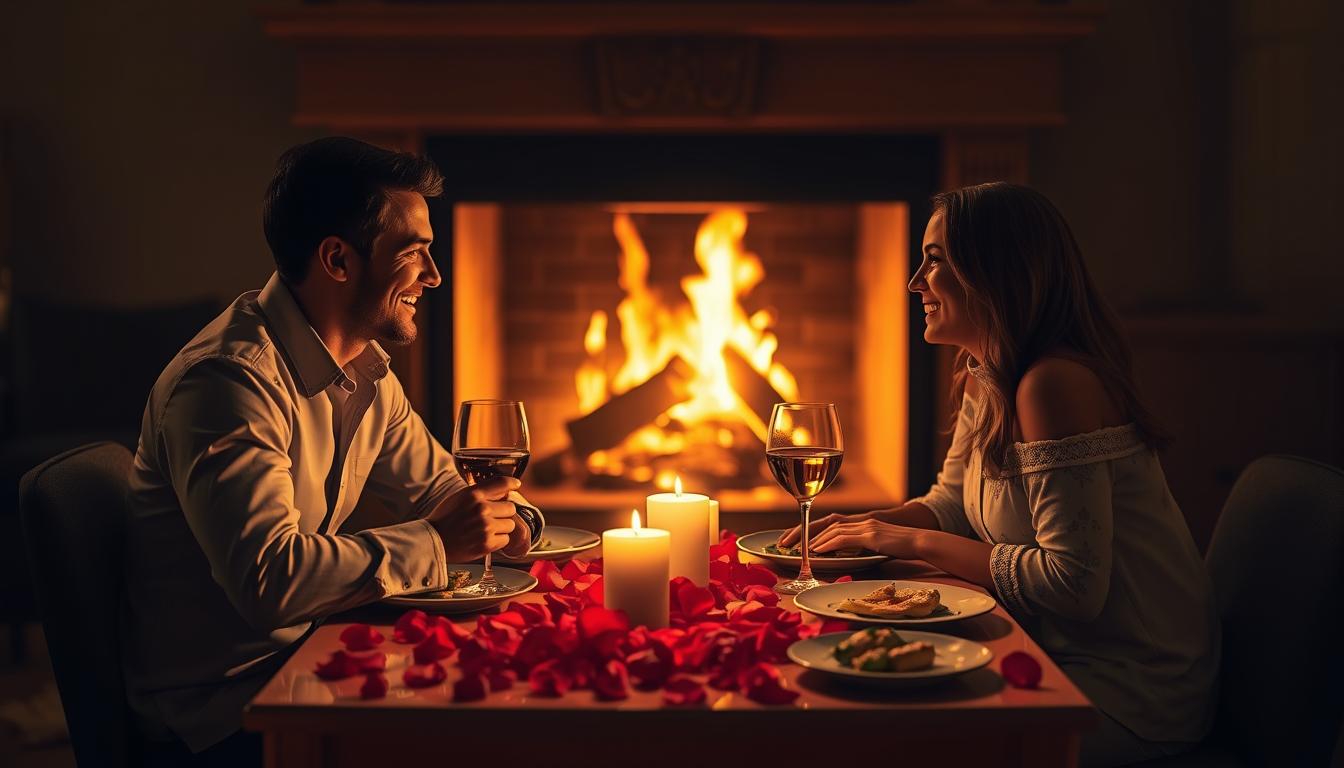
(359, 672, 388, 700)
(662, 675, 707, 706)
(1001, 651, 1043, 689)
(592, 660, 630, 701)
(453, 673, 488, 702)
(413, 626, 457, 665)
(528, 659, 573, 697)
(403, 662, 447, 689)
(339, 624, 385, 652)
(393, 610, 431, 644)
(741, 662, 799, 705)
(529, 560, 568, 592)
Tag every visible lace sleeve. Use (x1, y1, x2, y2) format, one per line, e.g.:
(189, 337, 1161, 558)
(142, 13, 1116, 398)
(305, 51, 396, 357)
(909, 393, 974, 538)
(990, 453, 1117, 621)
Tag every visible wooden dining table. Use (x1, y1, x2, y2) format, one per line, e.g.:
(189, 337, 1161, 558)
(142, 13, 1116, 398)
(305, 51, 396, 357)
(245, 555, 1095, 768)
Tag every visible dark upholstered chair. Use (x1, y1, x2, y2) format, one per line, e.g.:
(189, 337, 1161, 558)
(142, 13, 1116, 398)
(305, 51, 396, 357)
(1142, 454, 1344, 767)
(20, 441, 136, 767)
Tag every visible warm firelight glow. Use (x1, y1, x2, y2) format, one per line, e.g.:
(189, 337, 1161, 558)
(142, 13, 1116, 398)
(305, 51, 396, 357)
(631, 509, 642, 532)
(576, 208, 802, 484)
(674, 475, 683, 496)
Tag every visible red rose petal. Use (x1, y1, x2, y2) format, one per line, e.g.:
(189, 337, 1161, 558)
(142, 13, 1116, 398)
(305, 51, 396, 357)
(359, 672, 388, 700)
(413, 626, 457, 665)
(709, 532, 740, 564)
(403, 662, 447, 689)
(625, 643, 675, 690)
(544, 592, 584, 621)
(506, 602, 551, 627)
(817, 618, 853, 634)
(741, 662, 800, 705)
(452, 673, 488, 702)
(662, 675, 707, 706)
(578, 606, 630, 640)
(514, 625, 561, 673)
(741, 584, 780, 607)
(528, 659, 573, 697)
(592, 660, 630, 701)
(393, 609, 431, 644)
(560, 559, 591, 580)
(487, 668, 516, 692)
(833, 575, 854, 583)
(1001, 651, 1043, 689)
(674, 581, 717, 619)
(529, 560, 568, 592)
(430, 615, 476, 645)
(314, 650, 385, 680)
(339, 624, 385, 652)
(476, 615, 522, 655)
(355, 652, 387, 674)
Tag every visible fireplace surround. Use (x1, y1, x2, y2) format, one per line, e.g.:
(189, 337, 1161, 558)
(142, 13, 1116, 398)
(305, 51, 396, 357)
(263, 0, 1100, 528)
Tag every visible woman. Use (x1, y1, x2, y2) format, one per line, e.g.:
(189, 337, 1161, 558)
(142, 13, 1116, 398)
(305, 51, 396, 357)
(781, 183, 1218, 766)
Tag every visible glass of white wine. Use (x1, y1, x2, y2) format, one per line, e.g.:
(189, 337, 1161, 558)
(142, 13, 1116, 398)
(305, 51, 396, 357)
(766, 402, 843, 595)
(451, 399, 530, 597)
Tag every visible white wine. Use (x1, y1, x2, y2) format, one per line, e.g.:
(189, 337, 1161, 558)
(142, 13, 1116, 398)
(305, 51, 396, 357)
(766, 447, 843, 500)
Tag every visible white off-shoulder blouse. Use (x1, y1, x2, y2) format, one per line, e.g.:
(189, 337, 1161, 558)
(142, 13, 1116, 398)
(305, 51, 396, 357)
(912, 383, 1220, 743)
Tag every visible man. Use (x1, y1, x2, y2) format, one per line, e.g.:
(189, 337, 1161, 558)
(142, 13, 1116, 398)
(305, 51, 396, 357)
(123, 137, 541, 762)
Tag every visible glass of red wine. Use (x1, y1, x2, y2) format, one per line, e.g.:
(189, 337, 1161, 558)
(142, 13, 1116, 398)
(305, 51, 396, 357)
(767, 402, 843, 594)
(452, 399, 531, 597)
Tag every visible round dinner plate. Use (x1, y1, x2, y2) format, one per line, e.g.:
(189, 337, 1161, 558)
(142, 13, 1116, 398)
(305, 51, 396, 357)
(788, 630, 993, 688)
(493, 526, 601, 565)
(383, 564, 538, 614)
(736, 529, 889, 573)
(793, 579, 996, 625)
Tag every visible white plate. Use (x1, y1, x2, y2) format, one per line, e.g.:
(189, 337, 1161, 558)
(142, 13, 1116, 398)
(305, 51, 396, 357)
(793, 579, 996, 625)
(493, 526, 601, 565)
(788, 630, 993, 688)
(736, 529, 889, 573)
(382, 564, 538, 614)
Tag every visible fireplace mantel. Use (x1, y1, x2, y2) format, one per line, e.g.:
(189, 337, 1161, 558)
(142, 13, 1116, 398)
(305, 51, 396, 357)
(262, 2, 1101, 134)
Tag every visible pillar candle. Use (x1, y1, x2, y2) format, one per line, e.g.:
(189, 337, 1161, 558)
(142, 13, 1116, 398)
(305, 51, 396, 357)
(602, 511, 670, 630)
(709, 499, 720, 545)
(646, 478, 711, 585)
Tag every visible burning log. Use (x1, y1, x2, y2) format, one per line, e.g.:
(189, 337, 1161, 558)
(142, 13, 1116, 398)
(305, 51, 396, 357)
(564, 355, 694, 457)
(723, 346, 790, 432)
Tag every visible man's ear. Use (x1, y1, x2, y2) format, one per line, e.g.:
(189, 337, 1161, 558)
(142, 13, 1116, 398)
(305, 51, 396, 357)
(315, 236, 355, 283)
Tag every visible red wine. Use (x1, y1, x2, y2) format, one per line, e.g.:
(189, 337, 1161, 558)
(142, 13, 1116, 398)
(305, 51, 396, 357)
(766, 447, 843, 500)
(453, 449, 531, 484)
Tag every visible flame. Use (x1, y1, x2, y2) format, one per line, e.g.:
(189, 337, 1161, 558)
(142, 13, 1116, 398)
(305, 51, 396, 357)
(674, 475, 683, 496)
(575, 207, 803, 484)
(631, 509, 642, 532)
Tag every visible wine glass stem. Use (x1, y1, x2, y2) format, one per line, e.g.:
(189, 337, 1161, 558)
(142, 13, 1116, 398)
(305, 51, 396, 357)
(797, 499, 815, 583)
(479, 553, 498, 588)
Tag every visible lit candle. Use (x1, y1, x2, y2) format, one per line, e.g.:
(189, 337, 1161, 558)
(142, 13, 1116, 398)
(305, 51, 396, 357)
(647, 476, 711, 585)
(602, 510, 670, 630)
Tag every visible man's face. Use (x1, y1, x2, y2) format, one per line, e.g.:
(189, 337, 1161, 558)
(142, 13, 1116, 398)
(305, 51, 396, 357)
(350, 189, 440, 346)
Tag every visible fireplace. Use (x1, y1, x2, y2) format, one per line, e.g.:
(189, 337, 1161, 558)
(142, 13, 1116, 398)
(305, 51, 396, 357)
(420, 134, 937, 528)
(262, 0, 1099, 529)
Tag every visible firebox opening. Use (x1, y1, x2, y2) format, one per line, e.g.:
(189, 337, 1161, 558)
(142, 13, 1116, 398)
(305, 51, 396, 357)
(426, 134, 939, 522)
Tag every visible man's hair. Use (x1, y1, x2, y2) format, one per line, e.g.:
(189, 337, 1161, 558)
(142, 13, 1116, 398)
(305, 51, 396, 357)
(262, 137, 444, 284)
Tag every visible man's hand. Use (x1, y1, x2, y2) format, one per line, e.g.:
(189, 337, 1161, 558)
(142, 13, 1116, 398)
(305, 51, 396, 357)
(425, 477, 521, 562)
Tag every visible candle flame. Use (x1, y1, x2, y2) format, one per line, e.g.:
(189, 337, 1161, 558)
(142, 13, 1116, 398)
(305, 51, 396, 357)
(631, 509, 642, 533)
(674, 475, 683, 496)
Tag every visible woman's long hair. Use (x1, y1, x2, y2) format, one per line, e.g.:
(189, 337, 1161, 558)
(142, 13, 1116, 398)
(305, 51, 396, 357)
(934, 183, 1167, 471)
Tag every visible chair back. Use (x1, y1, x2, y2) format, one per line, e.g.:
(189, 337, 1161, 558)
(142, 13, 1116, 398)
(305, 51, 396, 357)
(1206, 454, 1344, 766)
(19, 441, 135, 767)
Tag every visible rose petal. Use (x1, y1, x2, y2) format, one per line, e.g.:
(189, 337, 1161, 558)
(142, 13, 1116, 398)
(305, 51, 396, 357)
(741, 584, 780, 607)
(578, 606, 630, 640)
(734, 563, 779, 590)
(339, 624, 385, 652)
(592, 660, 630, 701)
(430, 615, 476, 645)
(560, 559, 591, 580)
(476, 615, 522, 655)
(1001, 651, 1043, 689)
(393, 609, 431, 644)
(506, 602, 552, 627)
(453, 673, 488, 702)
(709, 532, 740, 564)
(833, 575, 853, 583)
(359, 672, 388, 700)
(514, 625, 561, 673)
(413, 627, 457, 665)
(674, 581, 717, 619)
(528, 659, 573, 697)
(487, 668, 516, 692)
(356, 652, 387, 674)
(662, 675, 707, 706)
(314, 650, 386, 680)
(403, 662, 447, 689)
(625, 643, 675, 690)
(529, 560, 568, 593)
(544, 592, 584, 621)
(741, 662, 800, 705)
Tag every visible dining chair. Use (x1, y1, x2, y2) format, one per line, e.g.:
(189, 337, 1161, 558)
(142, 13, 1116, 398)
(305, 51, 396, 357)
(1144, 453, 1344, 767)
(19, 441, 138, 767)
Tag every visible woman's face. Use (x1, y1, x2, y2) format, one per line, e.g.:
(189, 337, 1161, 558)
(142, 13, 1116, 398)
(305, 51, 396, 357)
(909, 212, 978, 353)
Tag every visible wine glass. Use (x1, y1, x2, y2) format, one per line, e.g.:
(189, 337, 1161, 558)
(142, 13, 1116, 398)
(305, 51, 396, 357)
(767, 402, 843, 594)
(452, 399, 531, 596)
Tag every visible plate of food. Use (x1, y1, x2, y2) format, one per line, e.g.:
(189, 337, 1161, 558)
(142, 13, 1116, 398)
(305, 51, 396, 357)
(736, 529, 889, 572)
(493, 526, 601, 565)
(788, 627, 993, 688)
(382, 564, 538, 614)
(793, 579, 996, 625)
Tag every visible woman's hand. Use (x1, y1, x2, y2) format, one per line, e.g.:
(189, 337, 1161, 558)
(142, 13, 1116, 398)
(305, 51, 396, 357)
(810, 517, 925, 560)
(777, 511, 872, 547)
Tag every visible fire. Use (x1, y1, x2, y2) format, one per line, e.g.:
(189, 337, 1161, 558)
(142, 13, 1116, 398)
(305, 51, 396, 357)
(575, 208, 801, 485)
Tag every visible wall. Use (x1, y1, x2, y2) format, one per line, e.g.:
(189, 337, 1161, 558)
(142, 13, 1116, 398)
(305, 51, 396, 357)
(1, 0, 313, 309)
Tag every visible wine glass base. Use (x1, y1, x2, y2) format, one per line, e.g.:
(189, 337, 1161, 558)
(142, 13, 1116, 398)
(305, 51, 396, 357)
(775, 576, 824, 595)
(456, 583, 509, 597)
